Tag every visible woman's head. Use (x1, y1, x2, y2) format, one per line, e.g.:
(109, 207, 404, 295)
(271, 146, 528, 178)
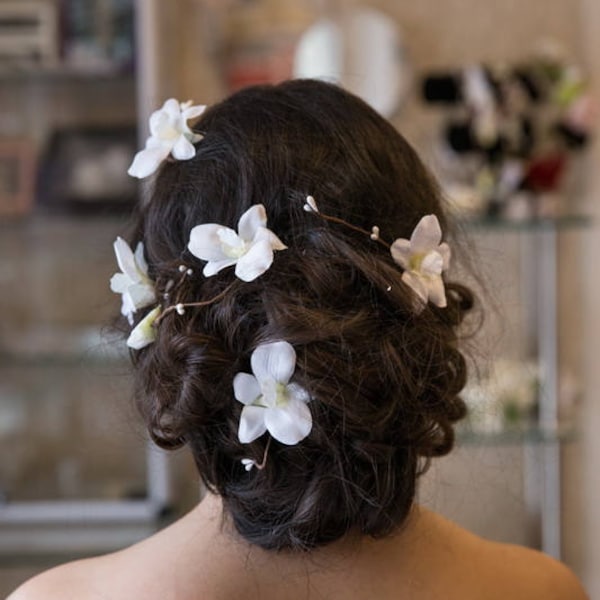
(126, 79, 474, 551)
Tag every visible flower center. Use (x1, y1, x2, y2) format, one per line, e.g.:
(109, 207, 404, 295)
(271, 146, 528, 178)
(261, 380, 289, 408)
(217, 228, 247, 259)
(156, 116, 181, 141)
(409, 252, 425, 272)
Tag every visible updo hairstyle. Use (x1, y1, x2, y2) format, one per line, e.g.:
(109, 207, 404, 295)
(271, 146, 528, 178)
(128, 79, 474, 551)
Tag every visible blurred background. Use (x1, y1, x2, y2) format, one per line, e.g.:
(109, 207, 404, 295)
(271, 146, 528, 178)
(1, 0, 600, 595)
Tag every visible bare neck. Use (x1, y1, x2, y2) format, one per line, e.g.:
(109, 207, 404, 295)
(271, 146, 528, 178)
(129, 494, 443, 599)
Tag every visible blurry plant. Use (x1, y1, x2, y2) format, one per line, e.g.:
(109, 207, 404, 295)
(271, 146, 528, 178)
(462, 359, 539, 434)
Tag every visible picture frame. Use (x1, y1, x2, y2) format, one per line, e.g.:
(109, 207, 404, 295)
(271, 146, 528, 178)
(37, 126, 138, 214)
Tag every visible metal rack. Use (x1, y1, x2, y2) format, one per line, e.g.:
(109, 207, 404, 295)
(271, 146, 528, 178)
(469, 216, 588, 559)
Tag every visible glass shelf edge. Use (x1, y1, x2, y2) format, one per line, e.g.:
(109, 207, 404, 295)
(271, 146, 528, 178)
(457, 426, 577, 446)
(460, 214, 592, 231)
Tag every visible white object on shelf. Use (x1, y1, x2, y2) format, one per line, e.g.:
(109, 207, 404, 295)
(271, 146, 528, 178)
(0, 1, 59, 68)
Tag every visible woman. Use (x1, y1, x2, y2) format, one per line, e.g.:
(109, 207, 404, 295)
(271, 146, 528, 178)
(10, 80, 587, 599)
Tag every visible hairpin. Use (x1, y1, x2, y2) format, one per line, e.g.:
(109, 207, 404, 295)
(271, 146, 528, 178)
(187, 204, 287, 282)
(110, 237, 156, 325)
(241, 436, 272, 471)
(302, 196, 451, 309)
(128, 98, 206, 179)
(234, 340, 312, 446)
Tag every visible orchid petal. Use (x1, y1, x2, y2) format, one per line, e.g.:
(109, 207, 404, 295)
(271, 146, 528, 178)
(171, 135, 196, 161)
(217, 227, 244, 250)
(233, 373, 262, 405)
(401, 271, 429, 304)
(188, 132, 204, 144)
(203, 257, 238, 277)
(238, 406, 267, 443)
(145, 135, 167, 150)
(124, 308, 134, 326)
(127, 306, 160, 350)
(410, 215, 443, 254)
(161, 98, 181, 119)
(148, 108, 170, 138)
(134, 242, 149, 275)
(128, 145, 171, 178)
(182, 104, 206, 120)
(438, 242, 451, 270)
(238, 204, 268, 242)
(113, 237, 138, 281)
(390, 238, 412, 269)
(427, 275, 447, 308)
(127, 282, 156, 310)
(420, 251, 444, 276)
(110, 272, 130, 294)
(253, 226, 287, 251)
(121, 292, 136, 324)
(252, 341, 296, 386)
(264, 399, 312, 445)
(188, 224, 230, 261)
(235, 239, 274, 282)
(287, 382, 311, 404)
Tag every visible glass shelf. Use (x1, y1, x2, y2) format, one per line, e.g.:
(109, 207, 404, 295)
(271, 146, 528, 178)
(0, 65, 135, 82)
(462, 214, 591, 232)
(0, 327, 128, 368)
(457, 426, 576, 446)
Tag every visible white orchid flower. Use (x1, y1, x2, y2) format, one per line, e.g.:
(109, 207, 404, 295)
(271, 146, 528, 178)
(128, 98, 206, 179)
(390, 214, 451, 308)
(110, 237, 156, 325)
(187, 204, 287, 282)
(127, 306, 161, 350)
(234, 341, 312, 446)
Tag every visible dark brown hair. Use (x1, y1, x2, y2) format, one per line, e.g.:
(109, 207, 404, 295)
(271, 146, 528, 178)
(128, 79, 474, 551)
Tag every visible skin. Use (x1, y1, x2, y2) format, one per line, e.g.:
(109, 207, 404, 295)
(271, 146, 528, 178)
(9, 493, 588, 600)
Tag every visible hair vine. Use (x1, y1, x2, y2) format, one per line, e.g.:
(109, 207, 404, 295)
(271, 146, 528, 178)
(110, 95, 454, 472)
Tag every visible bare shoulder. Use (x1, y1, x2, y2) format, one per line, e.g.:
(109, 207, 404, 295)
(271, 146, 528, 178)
(476, 538, 589, 600)
(420, 509, 588, 600)
(7, 556, 111, 600)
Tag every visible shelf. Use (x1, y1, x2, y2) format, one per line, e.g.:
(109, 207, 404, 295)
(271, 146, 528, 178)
(0, 326, 128, 368)
(463, 214, 592, 231)
(457, 426, 577, 446)
(0, 65, 134, 82)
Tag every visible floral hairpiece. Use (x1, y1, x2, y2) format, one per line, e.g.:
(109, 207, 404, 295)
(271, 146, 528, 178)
(109, 237, 156, 325)
(303, 196, 450, 309)
(110, 203, 286, 349)
(113, 98, 453, 469)
(235, 340, 312, 470)
(188, 204, 287, 282)
(128, 98, 206, 179)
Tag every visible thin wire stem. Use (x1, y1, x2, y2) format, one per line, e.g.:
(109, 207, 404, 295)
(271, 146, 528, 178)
(155, 281, 236, 325)
(311, 211, 391, 250)
(254, 436, 272, 471)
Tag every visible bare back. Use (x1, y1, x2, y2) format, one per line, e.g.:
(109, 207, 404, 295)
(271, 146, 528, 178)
(9, 495, 588, 600)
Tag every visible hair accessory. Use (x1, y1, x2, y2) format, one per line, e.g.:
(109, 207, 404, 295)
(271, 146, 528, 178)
(234, 341, 312, 446)
(154, 281, 236, 324)
(110, 237, 156, 325)
(111, 204, 288, 348)
(128, 98, 206, 179)
(303, 196, 451, 310)
(303, 196, 319, 212)
(187, 204, 287, 282)
(241, 437, 272, 471)
(127, 306, 161, 349)
(390, 215, 451, 308)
